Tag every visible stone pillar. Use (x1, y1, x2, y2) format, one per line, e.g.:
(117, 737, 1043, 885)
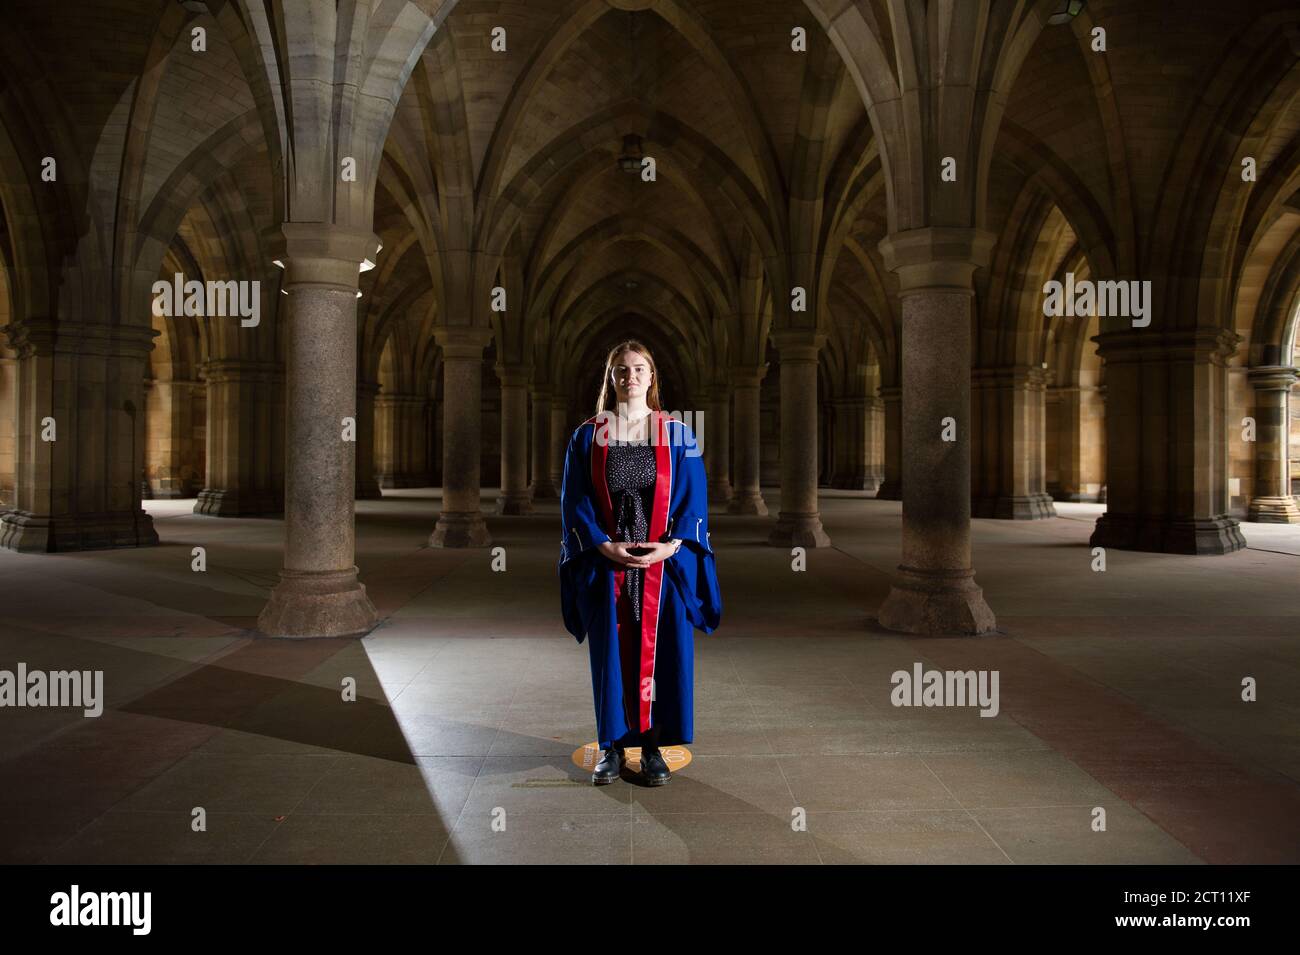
(1007, 366, 1053, 519)
(876, 228, 996, 635)
(1045, 384, 1061, 496)
(830, 395, 870, 489)
(529, 388, 556, 500)
(549, 396, 571, 491)
(418, 396, 434, 485)
(972, 366, 1056, 519)
(355, 379, 382, 500)
(257, 225, 379, 638)
(971, 368, 996, 513)
(1049, 382, 1106, 501)
(143, 376, 203, 498)
(820, 396, 834, 485)
(828, 397, 850, 488)
(195, 359, 284, 516)
(1247, 366, 1300, 522)
(1097, 384, 1108, 503)
(430, 326, 492, 546)
(406, 396, 432, 486)
(428, 390, 442, 485)
(375, 392, 397, 485)
(496, 363, 533, 515)
(707, 383, 733, 504)
(0, 353, 15, 507)
(768, 330, 830, 547)
(1091, 329, 1244, 554)
(376, 394, 431, 487)
(0, 319, 159, 552)
(728, 365, 768, 514)
(876, 384, 902, 500)
(864, 394, 884, 492)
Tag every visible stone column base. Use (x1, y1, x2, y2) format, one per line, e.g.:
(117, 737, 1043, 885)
(1247, 496, 1300, 523)
(768, 511, 830, 547)
(530, 480, 558, 500)
(194, 489, 283, 517)
(708, 480, 733, 505)
(0, 508, 159, 553)
(877, 566, 996, 635)
(727, 490, 768, 515)
(991, 493, 1057, 520)
(1090, 513, 1246, 554)
(256, 566, 378, 638)
(1051, 490, 1103, 503)
(355, 480, 383, 500)
(875, 480, 901, 501)
(430, 510, 492, 547)
(496, 493, 535, 515)
(145, 483, 197, 501)
(378, 473, 432, 489)
(143, 489, 177, 501)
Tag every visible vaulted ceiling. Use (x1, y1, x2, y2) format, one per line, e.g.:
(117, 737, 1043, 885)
(0, 0, 1297, 400)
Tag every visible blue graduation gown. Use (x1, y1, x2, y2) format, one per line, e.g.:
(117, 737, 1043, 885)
(558, 409, 722, 749)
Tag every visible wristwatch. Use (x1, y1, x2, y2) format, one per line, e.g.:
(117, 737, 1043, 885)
(668, 538, 683, 555)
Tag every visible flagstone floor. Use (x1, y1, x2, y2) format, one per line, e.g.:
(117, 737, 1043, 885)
(1, 491, 1297, 864)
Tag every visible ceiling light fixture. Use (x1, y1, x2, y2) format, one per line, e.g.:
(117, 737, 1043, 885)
(617, 9, 647, 174)
(1046, 0, 1085, 25)
(360, 240, 383, 273)
(618, 134, 644, 174)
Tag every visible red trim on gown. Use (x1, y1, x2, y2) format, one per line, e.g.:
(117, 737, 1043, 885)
(587, 410, 672, 734)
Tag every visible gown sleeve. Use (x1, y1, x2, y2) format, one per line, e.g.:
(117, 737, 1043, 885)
(664, 423, 722, 634)
(558, 425, 611, 643)
(560, 425, 612, 560)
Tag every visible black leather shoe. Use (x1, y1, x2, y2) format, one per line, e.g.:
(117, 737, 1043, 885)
(592, 747, 626, 785)
(640, 746, 671, 785)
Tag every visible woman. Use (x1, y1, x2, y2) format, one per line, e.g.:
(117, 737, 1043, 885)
(558, 341, 722, 786)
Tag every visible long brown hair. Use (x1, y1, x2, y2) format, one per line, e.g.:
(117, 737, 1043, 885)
(596, 340, 663, 414)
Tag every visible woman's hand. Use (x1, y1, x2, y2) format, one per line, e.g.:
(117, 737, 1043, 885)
(598, 540, 677, 569)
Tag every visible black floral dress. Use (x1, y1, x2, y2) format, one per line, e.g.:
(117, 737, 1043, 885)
(605, 434, 656, 622)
